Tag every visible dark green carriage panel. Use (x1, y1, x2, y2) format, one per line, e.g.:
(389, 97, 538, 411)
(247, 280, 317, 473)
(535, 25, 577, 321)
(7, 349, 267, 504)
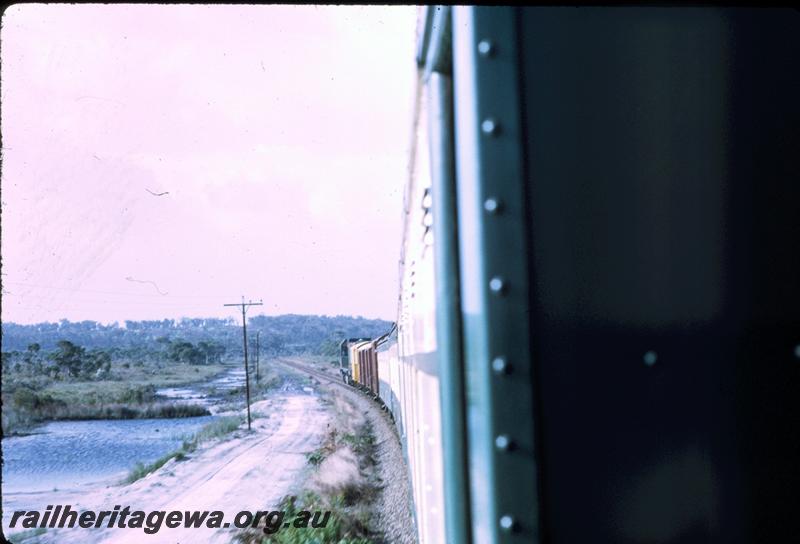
(519, 8, 800, 544)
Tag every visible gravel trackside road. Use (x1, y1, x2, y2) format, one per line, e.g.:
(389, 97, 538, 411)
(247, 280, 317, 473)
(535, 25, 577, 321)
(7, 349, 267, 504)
(277, 358, 418, 544)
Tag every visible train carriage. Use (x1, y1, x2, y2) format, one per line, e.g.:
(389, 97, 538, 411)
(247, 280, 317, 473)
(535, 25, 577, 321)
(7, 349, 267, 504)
(355, 340, 380, 394)
(345, 6, 800, 544)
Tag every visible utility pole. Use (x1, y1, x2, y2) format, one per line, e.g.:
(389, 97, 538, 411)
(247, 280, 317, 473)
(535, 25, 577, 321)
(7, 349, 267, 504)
(255, 331, 260, 386)
(224, 296, 262, 430)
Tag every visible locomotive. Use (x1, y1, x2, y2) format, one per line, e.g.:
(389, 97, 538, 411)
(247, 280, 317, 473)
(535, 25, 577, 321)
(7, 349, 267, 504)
(346, 6, 800, 544)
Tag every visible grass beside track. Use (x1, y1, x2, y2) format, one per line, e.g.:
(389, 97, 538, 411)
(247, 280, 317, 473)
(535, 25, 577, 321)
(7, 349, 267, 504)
(235, 372, 379, 544)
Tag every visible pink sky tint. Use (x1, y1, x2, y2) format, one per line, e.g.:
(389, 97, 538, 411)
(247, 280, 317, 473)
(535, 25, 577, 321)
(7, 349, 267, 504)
(0, 4, 418, 325)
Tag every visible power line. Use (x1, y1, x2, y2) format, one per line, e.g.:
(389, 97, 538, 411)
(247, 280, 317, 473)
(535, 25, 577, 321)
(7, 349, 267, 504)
(223, 296, 263, 431)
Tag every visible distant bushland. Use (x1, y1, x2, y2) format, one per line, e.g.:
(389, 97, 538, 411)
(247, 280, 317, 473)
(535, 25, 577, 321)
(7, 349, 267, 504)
(2, 314, 392, 356)
(1, 348, 222, 435)
(1, 314, 391, 435)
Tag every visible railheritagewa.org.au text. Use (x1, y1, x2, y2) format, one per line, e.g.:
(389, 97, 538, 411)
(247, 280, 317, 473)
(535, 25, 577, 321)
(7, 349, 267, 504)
(9, 505, 331, 535)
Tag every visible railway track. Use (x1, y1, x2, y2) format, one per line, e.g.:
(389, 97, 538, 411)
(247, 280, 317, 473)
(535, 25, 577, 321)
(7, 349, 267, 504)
(276, 358, 345, 387)
(276, 358, 385, 407)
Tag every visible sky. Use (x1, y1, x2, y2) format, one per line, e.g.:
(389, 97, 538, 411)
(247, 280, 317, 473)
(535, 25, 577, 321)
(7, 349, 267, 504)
(0, 4, 418, 325)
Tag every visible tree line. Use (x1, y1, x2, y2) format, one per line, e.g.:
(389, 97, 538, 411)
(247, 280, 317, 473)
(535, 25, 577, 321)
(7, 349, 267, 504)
(1, 337, 229, 380)
(1, 314, 393, 367)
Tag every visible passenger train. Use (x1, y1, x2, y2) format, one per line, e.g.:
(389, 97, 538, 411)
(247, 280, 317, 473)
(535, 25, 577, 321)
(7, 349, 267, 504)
(344, 7, 800, 544)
